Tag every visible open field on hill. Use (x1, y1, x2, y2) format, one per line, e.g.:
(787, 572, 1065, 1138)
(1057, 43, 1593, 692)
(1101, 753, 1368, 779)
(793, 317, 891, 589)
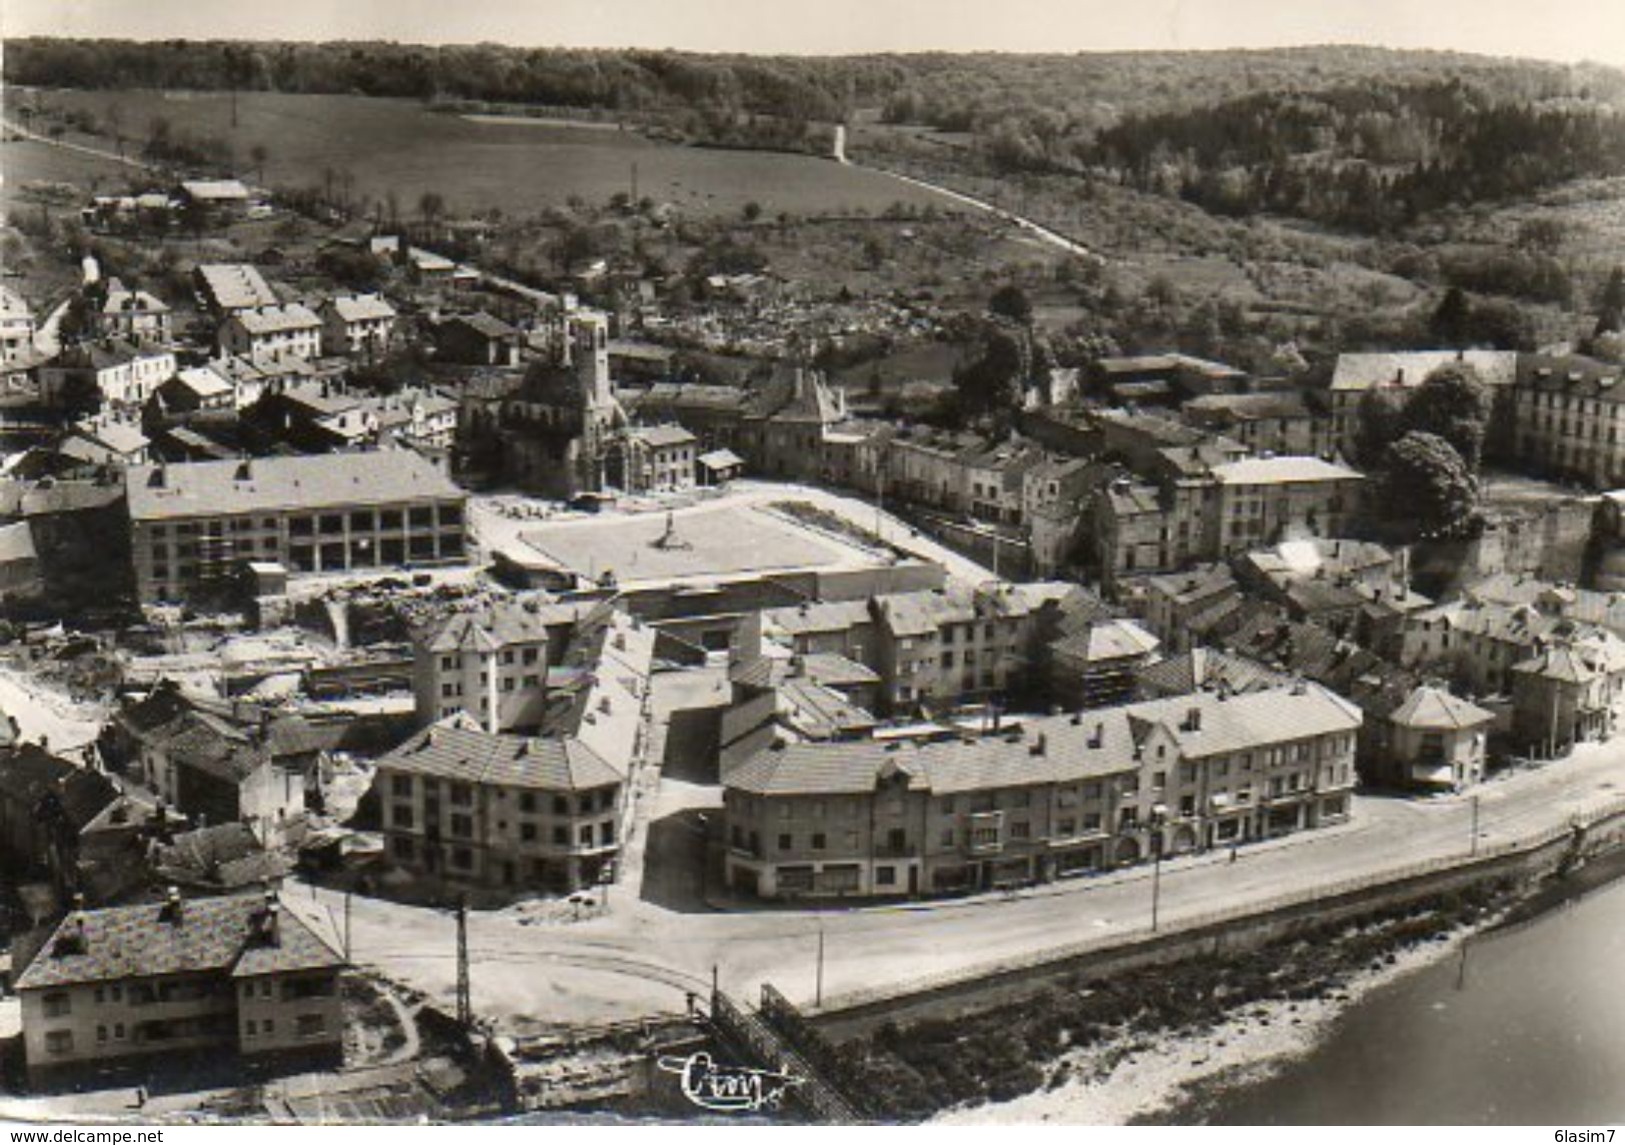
(5, 88, 948, 219)
(0, 137, 134, 205)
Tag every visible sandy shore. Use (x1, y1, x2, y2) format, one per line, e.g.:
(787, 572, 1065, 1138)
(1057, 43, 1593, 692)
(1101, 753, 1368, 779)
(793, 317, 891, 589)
(936, 929, 1469, 1126)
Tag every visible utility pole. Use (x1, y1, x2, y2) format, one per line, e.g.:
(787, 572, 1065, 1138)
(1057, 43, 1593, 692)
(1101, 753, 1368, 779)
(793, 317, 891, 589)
(455, 896, 471, 1029)
(815, 922, 825, 1008)
(1470, 793, 1481, 858)
(343, 888, 352, 963)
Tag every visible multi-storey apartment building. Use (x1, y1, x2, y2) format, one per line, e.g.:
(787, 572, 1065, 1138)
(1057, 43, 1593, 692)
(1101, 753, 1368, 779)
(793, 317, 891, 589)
(377, 606, 653, 891)
(1208, 456, 1364, 553)
(413, 599, 587, 731)
(723, 683, 1361, 899)
(220, 304, 323, 362)
(1329, 349, 1518, 458)
(124, 451, 467, 602)
(319, 294, 397, 357)
(373, 715, 626, 891)
(16, 890, 345, 1086)
(870, 582, 1064, 712)
(1509, 353, 1625, 489)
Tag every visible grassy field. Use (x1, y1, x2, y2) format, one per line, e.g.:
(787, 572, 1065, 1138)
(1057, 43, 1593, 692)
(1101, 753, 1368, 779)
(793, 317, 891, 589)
(0, 137, 136, 204)
(6, 89, 948, 219)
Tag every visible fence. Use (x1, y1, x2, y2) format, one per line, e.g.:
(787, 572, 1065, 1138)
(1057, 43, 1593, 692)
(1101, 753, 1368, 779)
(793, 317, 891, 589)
(812, 789, 1625, 1021)
(709, 990, 863, 1124)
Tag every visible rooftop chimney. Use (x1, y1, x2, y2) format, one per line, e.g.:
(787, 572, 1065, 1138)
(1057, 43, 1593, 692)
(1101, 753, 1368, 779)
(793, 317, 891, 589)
(160, 885, 184, 927)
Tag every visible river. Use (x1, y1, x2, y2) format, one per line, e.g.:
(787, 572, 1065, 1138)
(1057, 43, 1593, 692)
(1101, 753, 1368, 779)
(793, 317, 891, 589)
(1203, 872, 1625, 1125)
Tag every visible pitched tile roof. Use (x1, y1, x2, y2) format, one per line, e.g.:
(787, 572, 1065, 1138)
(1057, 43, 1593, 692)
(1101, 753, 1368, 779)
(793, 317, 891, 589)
(232, 303, 320, 335)
(327, 294, 396, 323)
(1331, 350, 1518, 393)
(195, 264, 279, 311)
(16, 890, 344, 990)
(378, 714, 622, 791)
(1388, 685, 1495, 730)
(729, 685, 1361, 797)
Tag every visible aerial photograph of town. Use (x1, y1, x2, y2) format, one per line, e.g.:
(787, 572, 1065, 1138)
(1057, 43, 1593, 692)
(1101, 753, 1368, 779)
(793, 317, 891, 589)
(0, 0, 1623, 1133)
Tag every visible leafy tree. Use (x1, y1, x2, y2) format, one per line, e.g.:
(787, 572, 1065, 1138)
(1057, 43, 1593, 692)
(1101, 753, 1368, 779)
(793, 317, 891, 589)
(1430, 287, 1471, 347)
(988, 283, 1033, 326)
(953, 329, 1025, 416)
(1597, 267, 1625, 337)
(1404, 362, 1492, 470)
(1382, 431, 1481, 541)
(1353, 385, 1408, 468)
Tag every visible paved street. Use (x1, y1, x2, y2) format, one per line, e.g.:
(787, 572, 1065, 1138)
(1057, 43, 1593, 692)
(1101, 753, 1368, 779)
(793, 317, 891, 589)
(304, 659, 1625, 1034)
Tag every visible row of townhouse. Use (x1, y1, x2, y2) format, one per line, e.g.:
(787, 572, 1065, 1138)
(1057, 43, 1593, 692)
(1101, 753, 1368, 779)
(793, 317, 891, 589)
(1401, 593, 1625, 753)
(1089, 454, 1366, 593)
(375, 606, 655, 891)
(723, 682, 1361, 899)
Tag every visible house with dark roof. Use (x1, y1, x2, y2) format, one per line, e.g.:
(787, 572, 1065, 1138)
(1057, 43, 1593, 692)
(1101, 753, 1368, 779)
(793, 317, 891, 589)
(102, 682, 308, 840)
(433, 311, 522, 367)
(0, 745, 149, 904)
(16, 888, 345, 1085)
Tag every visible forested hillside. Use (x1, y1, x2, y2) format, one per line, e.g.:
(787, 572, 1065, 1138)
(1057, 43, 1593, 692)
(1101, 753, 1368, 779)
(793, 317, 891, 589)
(9, 38, 1625, 235)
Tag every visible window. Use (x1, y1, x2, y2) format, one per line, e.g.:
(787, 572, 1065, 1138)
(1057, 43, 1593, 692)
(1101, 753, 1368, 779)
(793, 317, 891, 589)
(553, 826, 568, 845)
(811, 833, 826, 851)
(450, 813, 473, 838)
(578, 825, 593, 846)
(42, 992, 70, 1018)
(245, 1019, 259, 1037)
(97, 1025, 108, 1044)
(450, 782, 472, 806)
(1010, 821, 1030, 839)
(876, 866, 896, 886)
(778, 833, 792, 851)
(263, 1018, 276, 1035)
(391, 775, 412, 798)
(451, 848, 472, 870)
(554, 796, 569, 816)
(394, 804, 414, 828)
(296, 1013, 327, 1037)
(519, 793, 536, 813)
(45, 1030, 73, 1055)
(521, 823, 537, 842)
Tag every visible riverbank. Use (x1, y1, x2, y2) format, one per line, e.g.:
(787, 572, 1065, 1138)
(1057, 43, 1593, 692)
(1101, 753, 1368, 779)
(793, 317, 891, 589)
(835, 886, 1512, 1124)
(945, 926, 1474, 1126)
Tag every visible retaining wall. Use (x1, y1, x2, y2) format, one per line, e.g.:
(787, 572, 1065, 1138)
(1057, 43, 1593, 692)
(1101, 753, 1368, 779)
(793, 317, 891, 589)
(810, 797, 1625, 1044)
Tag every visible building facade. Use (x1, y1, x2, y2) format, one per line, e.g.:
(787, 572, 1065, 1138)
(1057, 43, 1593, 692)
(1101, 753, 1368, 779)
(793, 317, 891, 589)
(16, 890, 344, 1086)
(124, 451, 467, 602)
(724, 683, 1361, 899)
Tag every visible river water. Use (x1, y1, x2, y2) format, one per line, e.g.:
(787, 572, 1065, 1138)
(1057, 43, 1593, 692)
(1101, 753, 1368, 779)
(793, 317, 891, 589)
(1205, 874, 1625, 1124)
